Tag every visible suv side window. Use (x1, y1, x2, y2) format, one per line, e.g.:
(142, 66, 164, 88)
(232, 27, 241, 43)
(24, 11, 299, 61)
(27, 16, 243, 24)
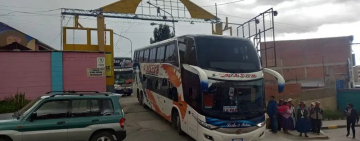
(70, 99, 101, 117)
(101, 99, 114, 116)
(35, 100, 69, 120)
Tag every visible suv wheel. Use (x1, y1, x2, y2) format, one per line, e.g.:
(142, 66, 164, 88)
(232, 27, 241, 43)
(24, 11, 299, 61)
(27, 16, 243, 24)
(0, 138, 10, 141)
(90, 132, 115, 141)
(125, 93, 131, 96)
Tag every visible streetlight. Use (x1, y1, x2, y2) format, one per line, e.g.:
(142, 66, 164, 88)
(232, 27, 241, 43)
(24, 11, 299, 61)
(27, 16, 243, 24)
(147, 1, 176, 35)
(113, 32, 133, 59)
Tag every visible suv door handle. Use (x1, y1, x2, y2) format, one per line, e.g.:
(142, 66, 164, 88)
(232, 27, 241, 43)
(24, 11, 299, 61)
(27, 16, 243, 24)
(92, 119, 100, 123)
(57, 121, 65, 125)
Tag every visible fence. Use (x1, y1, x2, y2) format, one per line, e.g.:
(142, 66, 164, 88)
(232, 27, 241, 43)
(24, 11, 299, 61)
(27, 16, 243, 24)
(336, 80, 360, 110)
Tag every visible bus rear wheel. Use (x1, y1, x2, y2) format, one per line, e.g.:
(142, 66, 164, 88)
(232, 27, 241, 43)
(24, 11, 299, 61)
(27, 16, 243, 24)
(138, 92, 143, 105)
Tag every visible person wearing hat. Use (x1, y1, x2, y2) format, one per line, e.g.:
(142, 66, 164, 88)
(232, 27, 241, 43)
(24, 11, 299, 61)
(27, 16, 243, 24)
(296, 102, 310, 137)
(345, 103, 359, 139)
(279, 101, 294, 134)
(310, 101, 323, 134)
(287, 98, 296, 130)
(309, 102, 316, 133)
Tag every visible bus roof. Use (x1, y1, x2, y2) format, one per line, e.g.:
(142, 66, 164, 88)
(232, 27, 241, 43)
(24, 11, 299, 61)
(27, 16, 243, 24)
(134, 34, 249, 52)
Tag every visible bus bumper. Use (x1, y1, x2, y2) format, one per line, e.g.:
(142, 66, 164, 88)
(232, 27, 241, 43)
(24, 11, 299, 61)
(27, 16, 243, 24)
(197, 125, 266, 141)
(115, 88, 133, 94)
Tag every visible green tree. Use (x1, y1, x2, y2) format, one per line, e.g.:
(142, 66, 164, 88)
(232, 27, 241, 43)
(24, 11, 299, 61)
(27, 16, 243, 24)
(150, 24, 175, 44)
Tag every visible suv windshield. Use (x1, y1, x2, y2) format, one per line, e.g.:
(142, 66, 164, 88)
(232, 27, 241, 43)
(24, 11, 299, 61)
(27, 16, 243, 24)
(15, 96, 42, 118)
(195, 37, 261, 73)
(202, 79, 265, 119)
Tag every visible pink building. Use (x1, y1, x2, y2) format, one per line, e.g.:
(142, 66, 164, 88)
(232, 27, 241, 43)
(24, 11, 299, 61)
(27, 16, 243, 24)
(0, 51, 106, 99)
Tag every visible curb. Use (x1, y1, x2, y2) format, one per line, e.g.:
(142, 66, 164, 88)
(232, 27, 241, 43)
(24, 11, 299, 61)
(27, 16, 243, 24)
(286, 130, 329, 140)
(321, 124, 360, 130)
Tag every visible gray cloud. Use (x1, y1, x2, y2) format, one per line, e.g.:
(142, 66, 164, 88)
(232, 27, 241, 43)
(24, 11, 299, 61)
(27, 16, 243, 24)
(1, 0, 360, 58)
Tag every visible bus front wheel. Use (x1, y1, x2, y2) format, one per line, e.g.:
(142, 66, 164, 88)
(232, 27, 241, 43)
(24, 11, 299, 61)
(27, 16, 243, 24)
(172, 110, 184, 135)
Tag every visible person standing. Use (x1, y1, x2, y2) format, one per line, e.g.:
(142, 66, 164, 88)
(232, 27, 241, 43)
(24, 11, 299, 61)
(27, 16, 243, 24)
(296, 102, 310, 137)
(309, 102, 315, 133)
(345, 103, 359, 139)
(280, 101, 294, 134)
(277, 99, 284, 131)
(267, 96, 278, 133)
(310, 101, 323, 135)
(287, 98, 296, 130)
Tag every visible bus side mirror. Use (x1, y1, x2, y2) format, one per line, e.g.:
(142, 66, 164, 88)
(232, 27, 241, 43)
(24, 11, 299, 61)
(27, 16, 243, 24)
(263, 68, 285, 93)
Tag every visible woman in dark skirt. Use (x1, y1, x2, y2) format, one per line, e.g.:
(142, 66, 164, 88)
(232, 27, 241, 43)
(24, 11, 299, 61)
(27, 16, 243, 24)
(280, 101, 294, 134)
(296, 101, 310, 137)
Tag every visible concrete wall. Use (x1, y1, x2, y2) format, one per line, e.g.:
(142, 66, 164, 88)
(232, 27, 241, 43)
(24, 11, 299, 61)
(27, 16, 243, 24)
(63, 52, 106, 92)
(0, 52, 51, 99)
(0, 51, 106, 99)
(261, 36, 353, 84)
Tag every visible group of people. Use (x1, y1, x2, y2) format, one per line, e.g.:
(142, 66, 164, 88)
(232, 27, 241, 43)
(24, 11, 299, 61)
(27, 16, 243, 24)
(267, 96, 324, 137)
(267, 96, 360, 138)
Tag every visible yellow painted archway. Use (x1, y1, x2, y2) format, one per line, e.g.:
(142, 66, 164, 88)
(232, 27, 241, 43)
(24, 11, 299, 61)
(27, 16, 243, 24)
(101, 0, 217, 20)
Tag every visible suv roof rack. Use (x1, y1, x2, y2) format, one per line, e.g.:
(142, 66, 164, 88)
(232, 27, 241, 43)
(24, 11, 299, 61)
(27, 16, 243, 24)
(46, 91, 100, 94)
(45, 91, 111, 97)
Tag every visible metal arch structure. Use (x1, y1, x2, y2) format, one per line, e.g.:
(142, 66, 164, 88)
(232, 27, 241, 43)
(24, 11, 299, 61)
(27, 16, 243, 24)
(236, 8, 278, 68)
(61, 8, 216, 23)
(61, 0, 220, 92)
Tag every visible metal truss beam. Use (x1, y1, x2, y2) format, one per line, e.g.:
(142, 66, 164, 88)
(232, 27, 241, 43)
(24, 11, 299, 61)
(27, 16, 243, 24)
(61, 8, 215, 23)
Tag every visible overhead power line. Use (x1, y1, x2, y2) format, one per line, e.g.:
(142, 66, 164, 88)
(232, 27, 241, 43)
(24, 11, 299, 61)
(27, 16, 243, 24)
(202, 0, 245, 7)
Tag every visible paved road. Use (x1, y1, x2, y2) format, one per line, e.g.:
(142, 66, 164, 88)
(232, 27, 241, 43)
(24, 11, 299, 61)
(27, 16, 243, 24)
(120, 95, 360, 141)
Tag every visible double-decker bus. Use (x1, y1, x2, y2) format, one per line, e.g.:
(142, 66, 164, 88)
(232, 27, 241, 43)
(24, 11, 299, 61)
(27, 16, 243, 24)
(132, 34, 285, 141)
(114, 57, 133, 96)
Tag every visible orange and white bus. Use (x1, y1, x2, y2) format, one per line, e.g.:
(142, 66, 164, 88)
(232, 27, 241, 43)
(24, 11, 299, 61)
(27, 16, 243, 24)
(132, 34, 285, 141)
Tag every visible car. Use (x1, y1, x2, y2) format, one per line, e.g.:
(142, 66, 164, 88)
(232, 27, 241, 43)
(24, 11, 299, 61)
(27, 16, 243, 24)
(0, 91, 126, 141)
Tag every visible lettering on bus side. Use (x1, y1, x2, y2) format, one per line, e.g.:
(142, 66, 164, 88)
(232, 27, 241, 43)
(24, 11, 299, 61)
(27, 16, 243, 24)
(220, 73, 256, 78)
(144, 64, 159, 75)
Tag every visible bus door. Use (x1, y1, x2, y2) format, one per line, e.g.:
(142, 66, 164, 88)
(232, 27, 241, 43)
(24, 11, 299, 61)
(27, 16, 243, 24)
(179, 37, 199, 139)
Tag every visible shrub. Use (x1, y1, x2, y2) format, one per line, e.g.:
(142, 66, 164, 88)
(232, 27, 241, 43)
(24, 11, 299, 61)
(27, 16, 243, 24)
(0, 92, 30, 114)
(322, 110, 344, 120)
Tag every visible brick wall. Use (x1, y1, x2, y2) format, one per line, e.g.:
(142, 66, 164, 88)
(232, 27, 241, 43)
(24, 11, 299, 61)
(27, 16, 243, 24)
(261, 36, 352, 83)
(265, 83, 302, 96)
(0, 52, 51, 99)
(63, 52, 106, 92)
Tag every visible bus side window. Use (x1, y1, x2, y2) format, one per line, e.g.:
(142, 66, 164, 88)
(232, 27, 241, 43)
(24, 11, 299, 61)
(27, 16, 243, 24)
(139, 51, 144, 62)
(149, 48, 157, 63)
(178, 37, 186, 64)
(184, 38, 197, 66)
(143, 49, 150, 62)
(156, 46, 165, 62)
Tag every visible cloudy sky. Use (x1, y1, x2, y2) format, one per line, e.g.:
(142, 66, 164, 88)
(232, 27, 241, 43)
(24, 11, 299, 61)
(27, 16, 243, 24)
(1, 0, 360, 64)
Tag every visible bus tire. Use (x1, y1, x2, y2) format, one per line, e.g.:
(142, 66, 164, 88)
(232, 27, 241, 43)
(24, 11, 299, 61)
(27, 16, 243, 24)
(172, 110, 184, 135)
(138, 91, 143, 105)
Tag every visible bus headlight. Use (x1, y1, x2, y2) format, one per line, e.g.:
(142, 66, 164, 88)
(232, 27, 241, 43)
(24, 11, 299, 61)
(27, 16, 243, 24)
(197, 119, 219, 130)
(256, 122, 265, 127)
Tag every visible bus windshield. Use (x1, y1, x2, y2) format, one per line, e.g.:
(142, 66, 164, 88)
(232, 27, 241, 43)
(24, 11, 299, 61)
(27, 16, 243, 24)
(202, 79, 265, 119)
(195, 37, 261, 73)
(114, 70, 133, 85)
